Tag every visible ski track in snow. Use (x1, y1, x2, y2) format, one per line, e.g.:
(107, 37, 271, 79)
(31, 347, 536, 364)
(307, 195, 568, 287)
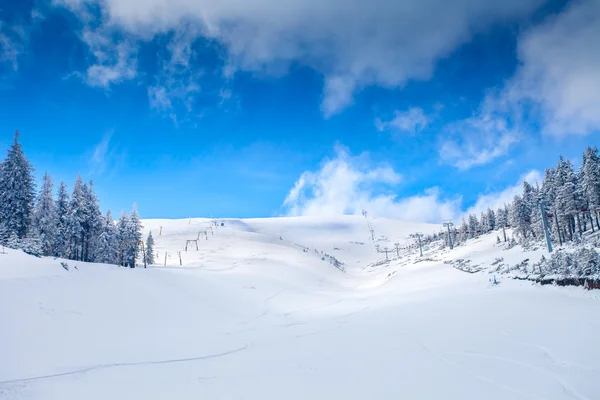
(501, 336, 598, 373)
(451, 351, 590, 400)
(398, 333, 546, 400)
(0, 345, 249, 386)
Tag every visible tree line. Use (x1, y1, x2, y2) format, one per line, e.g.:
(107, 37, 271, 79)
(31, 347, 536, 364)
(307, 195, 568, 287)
(420, 146, 600, 249)
(0, 130, 154, 266)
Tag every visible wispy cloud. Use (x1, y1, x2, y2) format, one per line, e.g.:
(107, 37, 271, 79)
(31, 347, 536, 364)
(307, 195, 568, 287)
(375, 107, 428, 135)
(439, 104, 520, 170)
(0, 22, 27, 72)
(88, 131, 125, 176)
(282, 145, 461, 223)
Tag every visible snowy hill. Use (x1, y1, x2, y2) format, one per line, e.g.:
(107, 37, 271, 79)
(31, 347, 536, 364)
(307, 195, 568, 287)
(1, 216, 599, 400)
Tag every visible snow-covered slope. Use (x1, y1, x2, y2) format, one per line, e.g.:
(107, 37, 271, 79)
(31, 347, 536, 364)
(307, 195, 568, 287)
(1, 216, 599, 400)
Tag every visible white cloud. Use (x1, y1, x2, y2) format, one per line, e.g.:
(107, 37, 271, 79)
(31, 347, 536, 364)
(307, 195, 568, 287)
(439, 101, 520, 170)
(282, 146, 461, 223)
(376, 107, 428, 135)
(81, 27, 138, 88)
(148, 25, 203, 117)
(514, 0, 600, 136)
(0, 22, 26, 71)
(89, 131, 124, 175)
(440, 0, 600, 170)
(54, 0, 544, 116)
(463, 170, 542, 218)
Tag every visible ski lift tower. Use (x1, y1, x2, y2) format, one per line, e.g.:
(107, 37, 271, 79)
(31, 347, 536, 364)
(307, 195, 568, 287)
(443, 220, 454, 250)
(362, 210, 376, 243)
(415, 233, 424, 257)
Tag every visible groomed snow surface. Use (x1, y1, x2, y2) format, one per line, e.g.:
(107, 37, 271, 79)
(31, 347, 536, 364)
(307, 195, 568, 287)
(1, 216, 599, 399)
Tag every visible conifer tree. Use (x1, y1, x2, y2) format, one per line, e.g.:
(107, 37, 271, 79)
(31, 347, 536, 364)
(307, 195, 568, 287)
(94, 210, 119, 264)
(117, 211, 130, 266)
(32, 173, 58, 256)
(54, 181, 70, 257)
(82, 180, 103, 261)
(126, 204, 143, 266)
(0, 130, 36, 240)
(146, 231, 155, 265)
(66, 176, 86, 260)
(487, 208, 496, 231)
(581, 146, 600, 229)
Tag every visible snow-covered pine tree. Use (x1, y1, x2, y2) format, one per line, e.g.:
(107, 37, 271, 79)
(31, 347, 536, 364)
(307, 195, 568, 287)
(459, 219, 469, 243)
(480, 211, 489, 233)
(117, 211, 130, 266)
(580, 146, 600, 230)
(54, 181, 70, 257)
(487, 208, 496, 231)
(511, 195, 530, 240)
(468, 214, 479, 238)
(496, 206, 505, 228)
(82, 180, 103, 262)
(126, 204, 143, 266)
(93, 210, 119, 265)
(0, 130, 36, 240)
(146, 231, 155, 265)
(521, 181, 535, 238)
(65, 176, 86, 261)
(32, 173, 58, 256)
(556, 158, 580, 242)
(540, 167, 561, 244)
(6, 231, 19, 249)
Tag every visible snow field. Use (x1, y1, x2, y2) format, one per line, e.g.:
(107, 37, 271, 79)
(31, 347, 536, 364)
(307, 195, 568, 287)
(1, 216, 599, 399)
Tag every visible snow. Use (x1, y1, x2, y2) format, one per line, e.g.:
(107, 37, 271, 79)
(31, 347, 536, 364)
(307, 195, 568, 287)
(1, 216, 599, 399)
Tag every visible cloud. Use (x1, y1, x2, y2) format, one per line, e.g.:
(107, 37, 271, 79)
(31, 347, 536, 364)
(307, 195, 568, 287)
(375, 107, 428, 135)
(147, 25, 204, 119)
(463, 169, 542, 218)
(439, 100, 520, 170)
(89, 131, 124, 175)
(440, 0, 600, 170)
(53, 0, 544, 116)
(282, 146, 461, 223)
(81, 27, 138, 88)
(513, 0, 600, 136)
(0, 22, 26, 71)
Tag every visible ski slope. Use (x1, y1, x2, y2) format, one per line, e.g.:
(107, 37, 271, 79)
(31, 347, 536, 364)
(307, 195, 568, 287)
(1, 216, 599, 400)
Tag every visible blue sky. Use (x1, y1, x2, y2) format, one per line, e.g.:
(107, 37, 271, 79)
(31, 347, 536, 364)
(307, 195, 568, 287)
(0, 0, 599, 221)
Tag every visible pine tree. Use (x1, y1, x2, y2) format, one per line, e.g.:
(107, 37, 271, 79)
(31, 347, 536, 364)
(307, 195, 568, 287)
(126, 204, 143, 266)
(117, 211, 130, 266)
(32, 173, 58, 256)
(521, 181, 535, 237)
(93, 210, 119, 264)
(0, 131, 36, 239)
(54, 181, 70, 257)
(487, 208, 496, 231)
(65, 176, 86, 261)
(146, 231, 155, 265)
(556, 158, 580, 241)
(459, 219, 469, 243)
(82, 180, 103, 262)
(511, 195, 530, 240)
(468, 214, 479, 238)
(480, 211, 489, 233)
(581, 146, 600, 230)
